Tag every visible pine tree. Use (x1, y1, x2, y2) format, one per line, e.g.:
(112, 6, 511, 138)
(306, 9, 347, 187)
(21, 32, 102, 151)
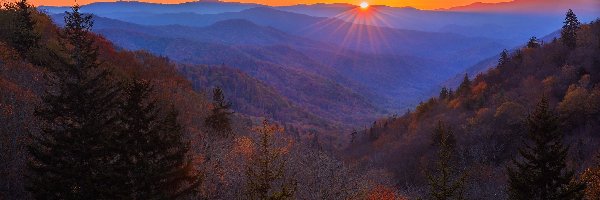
(561, 9, 581, 49)
(507, 97, 585, 200)
(439, 87, 450, 99)
(350, 129, 358, 143)
(112, 79, 198, 199)
(457, 74, 471, 96)
(3, 0, 39, 56)
(204, 87, 233, 138)
(310, 131, 322, 150)
(245, 120, 296, 200)
(27, 5, 122, 199)
(498, 49, 509, 67)
(200, 87, 234, 198)
(427, 121, 466, 200)
(527, 36, 540, 48)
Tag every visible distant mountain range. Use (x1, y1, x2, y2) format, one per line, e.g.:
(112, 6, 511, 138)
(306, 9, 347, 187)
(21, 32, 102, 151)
(41, 1, 598, 129)
(47, 6, 511, 66)
(39, 1, 260, 14)
(276, 4, 597, 45)
(41, 1, 597, 47)
(443, 0, 599, 14)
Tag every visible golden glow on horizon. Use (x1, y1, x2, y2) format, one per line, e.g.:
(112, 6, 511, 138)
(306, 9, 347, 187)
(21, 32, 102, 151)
(27, 0, 511, 10)
(359, 2, 368, 9)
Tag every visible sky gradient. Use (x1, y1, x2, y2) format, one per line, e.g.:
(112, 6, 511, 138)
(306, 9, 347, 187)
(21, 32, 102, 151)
(26, 0, 510, 10)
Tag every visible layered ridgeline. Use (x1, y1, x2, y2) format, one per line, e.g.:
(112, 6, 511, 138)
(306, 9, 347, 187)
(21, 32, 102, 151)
(345, 15, 600, 199)
(39, 2, 536, 128)
(39, 2, 598, 130)
(40, 1, 600, 46)
(0, 2, 403, 199)
(46, 13, 402, 127)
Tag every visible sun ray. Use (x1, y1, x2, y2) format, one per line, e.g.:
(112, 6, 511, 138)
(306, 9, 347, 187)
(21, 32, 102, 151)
(296, 3, 408, 62)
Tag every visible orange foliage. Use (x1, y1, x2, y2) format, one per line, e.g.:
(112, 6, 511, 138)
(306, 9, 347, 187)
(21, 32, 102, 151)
(542, 76, 557, 88)
(471, 81, 488, 95)
(581, 166, 600, 200)
(345, 20, 600, 200)
(448, 98, 461, 109)
(366, 185, 401, 200)
(232, 136, 254, 158)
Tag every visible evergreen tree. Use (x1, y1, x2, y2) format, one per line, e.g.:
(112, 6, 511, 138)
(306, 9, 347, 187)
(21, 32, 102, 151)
(112, 79, 198, 199)
(245, 120, 296, 200)
(204, 87, 233, 138)
(200, 87, 234, 198)
(527, 36, 541, 48)
(427, 121, 466, 200)
(457, 74, 471, 96)
(507, 97, 585, 200)
(439, 87, 450, 99)
(350, 129, 358, 143)
(561, 9, 581, 49)
(514, 49, 523, 60)
(310, 131, 322, 150)
(3, 0, 39, 56)
(498, 49, 509, 67)
(27, 5, 122, 199)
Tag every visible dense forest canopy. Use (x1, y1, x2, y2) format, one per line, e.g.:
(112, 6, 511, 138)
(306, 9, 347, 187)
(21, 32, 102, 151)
(346, 10, 600, 199)
(0, 1, 396, 199)
(1, 0, 599, 199)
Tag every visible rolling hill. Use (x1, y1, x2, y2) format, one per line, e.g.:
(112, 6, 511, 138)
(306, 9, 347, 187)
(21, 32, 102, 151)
(50, 14, 473, 123)
(344, 19, 600, 199)
(42, 1, 590, 129)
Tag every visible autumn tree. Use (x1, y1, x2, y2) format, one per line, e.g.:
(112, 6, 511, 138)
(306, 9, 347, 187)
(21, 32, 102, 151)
(507, 97, 585, 200)
(366, 185, 398, 200)
(245, 120, 296, 200)
(580, 157, 600, 200)
(111, 79, 199, 199)
(557, 84, 597, 128)
(205, 87, 233, 138)
(561, 9, 581, 49)
(2, 0, 39, 57)
(27, 5, 123, 199)
(427, 121, 466, 200)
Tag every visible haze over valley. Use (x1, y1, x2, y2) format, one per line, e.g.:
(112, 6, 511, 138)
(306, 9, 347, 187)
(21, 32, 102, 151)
(38, 0, 597, 128)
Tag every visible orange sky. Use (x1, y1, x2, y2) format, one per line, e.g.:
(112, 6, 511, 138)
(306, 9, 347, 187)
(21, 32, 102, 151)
(26, 0, 511, 10)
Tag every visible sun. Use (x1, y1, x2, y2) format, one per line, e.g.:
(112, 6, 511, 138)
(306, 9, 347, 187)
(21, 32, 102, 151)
(360, 2, 369, 9)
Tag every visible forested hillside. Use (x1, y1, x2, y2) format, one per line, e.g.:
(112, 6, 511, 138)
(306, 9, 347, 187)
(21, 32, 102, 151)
(346, 14, 600, 199)
(2, 0, 600, 199)
(0, 4, 213, 198)
(0, 2, 397, 199)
